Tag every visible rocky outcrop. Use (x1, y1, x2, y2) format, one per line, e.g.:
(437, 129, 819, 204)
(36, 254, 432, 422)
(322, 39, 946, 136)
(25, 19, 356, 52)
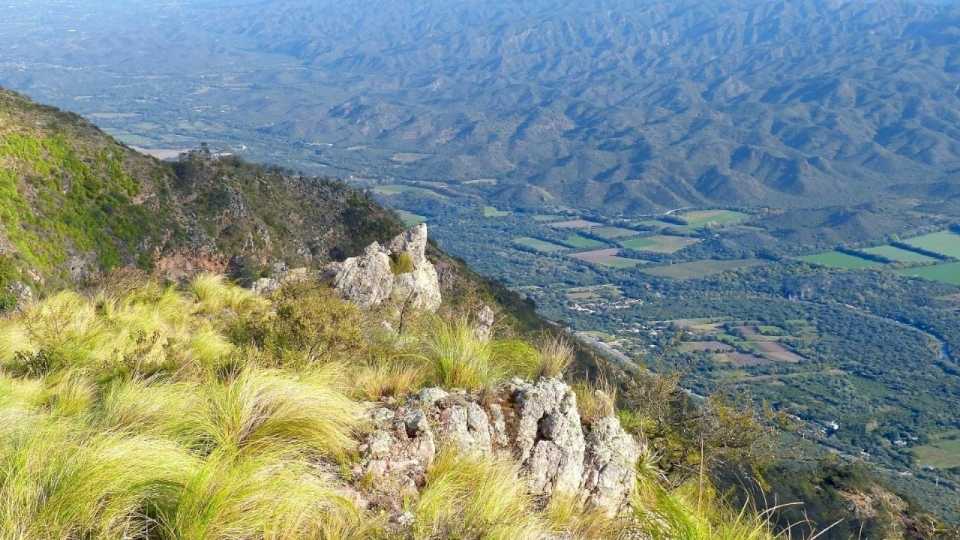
(326, 224, 441, 312)
(355, 378, 640, 517)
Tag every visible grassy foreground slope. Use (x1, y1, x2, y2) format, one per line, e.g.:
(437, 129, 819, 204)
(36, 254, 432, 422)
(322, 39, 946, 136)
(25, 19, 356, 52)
(0, 273, 785, 539)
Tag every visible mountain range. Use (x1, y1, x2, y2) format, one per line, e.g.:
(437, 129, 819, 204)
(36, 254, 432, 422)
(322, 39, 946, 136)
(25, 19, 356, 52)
(1, 0, 959, 214)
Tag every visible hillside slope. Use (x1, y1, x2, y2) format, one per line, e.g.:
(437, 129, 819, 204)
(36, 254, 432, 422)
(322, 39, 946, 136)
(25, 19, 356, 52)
(0, 88, 537, 327)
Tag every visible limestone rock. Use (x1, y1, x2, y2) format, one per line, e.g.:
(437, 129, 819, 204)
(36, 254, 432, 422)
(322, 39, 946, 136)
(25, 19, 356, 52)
(511, 378, 586, 497)
(582, 416, 641, 514)
(474, 304, 496, 341)
(356, 377, 640, 517)
(329, 242, 395, 309)
(328, 224, 441, 312)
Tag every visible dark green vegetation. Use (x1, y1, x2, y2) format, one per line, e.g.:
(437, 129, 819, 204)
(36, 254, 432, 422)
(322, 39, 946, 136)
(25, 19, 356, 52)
(3, 1, 960, 215)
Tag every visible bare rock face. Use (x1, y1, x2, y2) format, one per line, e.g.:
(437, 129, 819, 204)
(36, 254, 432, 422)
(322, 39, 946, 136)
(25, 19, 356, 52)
(474, 304, 496, 341)
(510, 377, 586, 497)
(328, 224, 441, 312)
(582, 416, 640, 513)
(356, 378, 640, 518)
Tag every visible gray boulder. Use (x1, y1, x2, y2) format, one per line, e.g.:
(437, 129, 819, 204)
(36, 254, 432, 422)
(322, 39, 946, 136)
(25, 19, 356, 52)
(328, 224, 441, 312)
(356, 378, 640, 518)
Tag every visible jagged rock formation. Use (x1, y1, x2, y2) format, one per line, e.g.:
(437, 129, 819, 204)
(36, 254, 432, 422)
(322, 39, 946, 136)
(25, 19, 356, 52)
(355, 378, 640, 518)
(327, 223, 442, 312)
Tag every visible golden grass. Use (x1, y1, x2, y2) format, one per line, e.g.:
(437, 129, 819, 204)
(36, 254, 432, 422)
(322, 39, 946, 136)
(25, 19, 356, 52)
(0, 274, 793, 539)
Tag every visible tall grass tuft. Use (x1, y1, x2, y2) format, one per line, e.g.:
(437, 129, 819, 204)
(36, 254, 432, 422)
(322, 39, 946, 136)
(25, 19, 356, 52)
(420, 318, 542, 390)
(0, 411, 199, 539)
(204, 366, 366, 458)
(536, 335, 574, 378)
(191, 273, 267, 314)
(412, 450, 547, 539)
(158, 450, 366, 540)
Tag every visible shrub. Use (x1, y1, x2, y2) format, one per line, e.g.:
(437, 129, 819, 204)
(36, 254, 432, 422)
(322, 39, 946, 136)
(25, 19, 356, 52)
(243, 281, 366, 366)
(390, 251, 415, 275)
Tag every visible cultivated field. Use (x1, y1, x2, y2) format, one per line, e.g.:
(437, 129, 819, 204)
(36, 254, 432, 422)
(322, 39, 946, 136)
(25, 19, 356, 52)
(548, 219, 602, 229)
(483, 206, 510, 218)
(390, 152, 430, 163)
(565, 284, 623, 301)
(798, 251, 884, 270)
(372, 184, 447, 199)
(914, 430, 960, 469)
(640, 258, 767, 279)
(569, 248, 644, 268)
(562, 234, 607, 250)
(532, 214, 565, 222)
(512, 236, 567, 253)
(678, 209, 749, 228)
(904, 231, 960, 259)
(861, 245, 939, 264)
(620, 235, 700, 254)
(395, 209, 426, 227)
(897, 262, 960, 285)
(678, 341, 734, 353)
(590, 226, 640, 239)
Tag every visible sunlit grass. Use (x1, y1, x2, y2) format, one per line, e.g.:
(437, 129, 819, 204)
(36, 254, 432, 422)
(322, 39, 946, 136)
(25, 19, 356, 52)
(0, 273, 796, 538)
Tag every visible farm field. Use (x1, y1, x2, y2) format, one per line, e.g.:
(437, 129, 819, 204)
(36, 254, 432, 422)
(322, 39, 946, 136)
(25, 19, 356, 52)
(640, 258, 767, 280)
(861, 245, 940, 264)
(532, 214, 565, 222)
(904, 231, 960, 259)
(590, 226, 640, 239)
(372, 184, 447, 199)
(512, 236, 567, 253)
(483, 206, 510, 218)
(548, 219, 602, 229)
(395, 209, 426, 227)
(679, 341, 734, 353)
(798, 251, 884, 270)
(561, 234, 607, 250)
(390, 152, 430, 163)
(678, 209, 750, 228)
(569, 248, 644, 268)
(565, 284, 622, 301)
(897, 262, 960, 285)
(619, 234, 700, 254)
(913, 430, 960, 469)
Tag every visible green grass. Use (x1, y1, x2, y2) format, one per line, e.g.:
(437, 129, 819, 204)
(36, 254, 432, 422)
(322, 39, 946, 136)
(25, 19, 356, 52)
(860, 245, 939, 264)
(897, 262, 960, 285)
(372, 184, 447, 199)
(913, 430, 960, 469)
(482, 206, 510, 218)
(797, 251, 885, 270)
(561, 234, 607, 249)
(532, 214, 565, 222)
(0, 272, 786, 539)
(599, 256, 645, 268)
(620, 235, 701, 254)
(512, 236, 568, 253)
(678, 210, 750, 228)
(903, 231, 960, 259)
(641, 259, 768, 280)
(590, 226, 640, 240)
(0, 131, 156, 275)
